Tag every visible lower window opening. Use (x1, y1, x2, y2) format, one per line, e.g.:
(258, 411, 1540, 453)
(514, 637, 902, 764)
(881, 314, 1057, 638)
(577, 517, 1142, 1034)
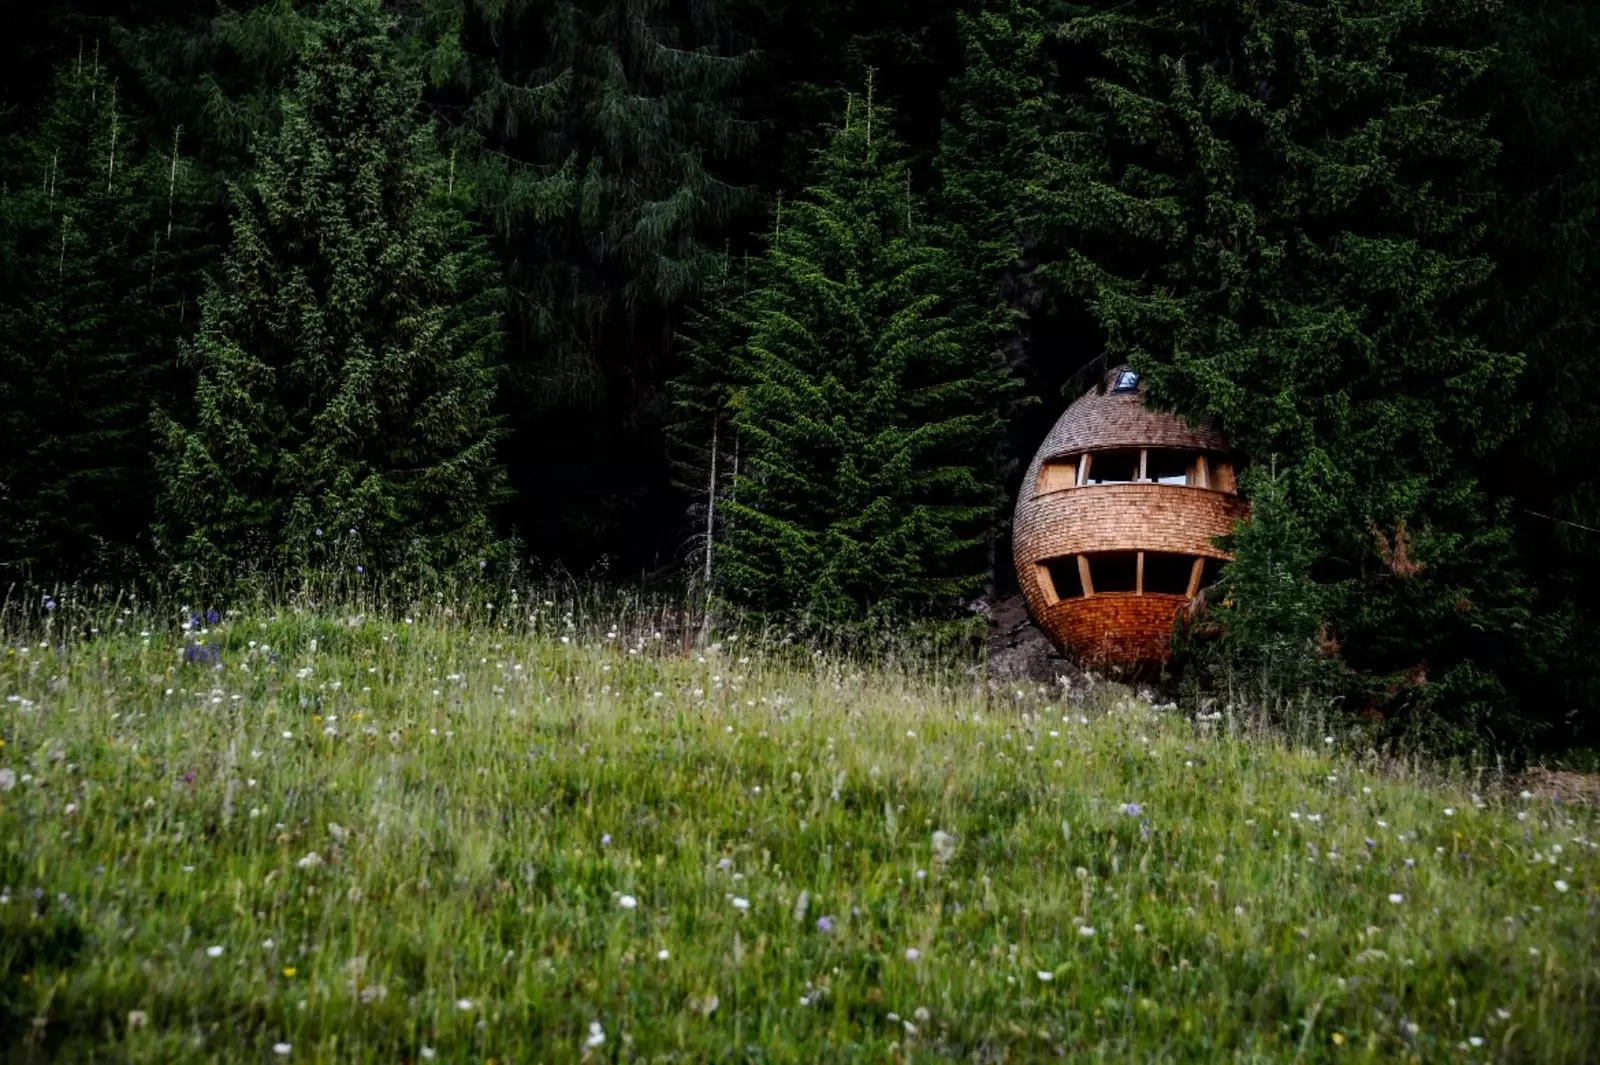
(1143, 552, 1196, 595)
(1041, 557, 1084, 601)
(1087, 552, 1139, 593)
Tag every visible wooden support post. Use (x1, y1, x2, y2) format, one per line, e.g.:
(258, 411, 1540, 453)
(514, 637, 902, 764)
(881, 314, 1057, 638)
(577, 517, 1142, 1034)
(1078, 555, 1095, 597)
(1195, 455, 1209, 489)
(1186, 557, 1205, 599)
(1136, 551, 1145, 594)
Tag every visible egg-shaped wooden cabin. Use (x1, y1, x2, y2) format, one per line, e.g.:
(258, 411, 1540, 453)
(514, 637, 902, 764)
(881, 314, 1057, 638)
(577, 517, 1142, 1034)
(1012, 368, 1248, 669)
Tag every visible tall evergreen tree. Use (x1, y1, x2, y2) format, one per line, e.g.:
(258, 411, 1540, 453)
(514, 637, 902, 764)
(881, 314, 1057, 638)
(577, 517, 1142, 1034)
(1032, 0, 1531, 736)
(0, 53, 204, 582)
(156, 0, 507, 584)
(1479, 0, 1600, 739)
(408, 0, 758, 569)
(933, 0, 1052, 591)
(710, 94, 1019, 625)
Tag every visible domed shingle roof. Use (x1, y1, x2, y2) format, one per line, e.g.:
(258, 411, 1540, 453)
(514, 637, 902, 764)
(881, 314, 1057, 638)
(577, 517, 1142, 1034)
(1034, 368, 1228, 462)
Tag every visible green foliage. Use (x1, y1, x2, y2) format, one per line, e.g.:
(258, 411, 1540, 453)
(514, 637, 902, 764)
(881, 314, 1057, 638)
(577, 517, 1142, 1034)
(1479, 0, 1600, 739)
(155, 0, 508, 587)
(1178, 462, 1331, 727)
(705, 96, 1020, 625)
(1033, 0, 1535, 736)
(0, 55, 204, 582)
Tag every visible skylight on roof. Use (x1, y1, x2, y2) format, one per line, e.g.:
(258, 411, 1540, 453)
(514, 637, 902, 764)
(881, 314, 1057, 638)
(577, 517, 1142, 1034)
(1112, 370, 1140, 393)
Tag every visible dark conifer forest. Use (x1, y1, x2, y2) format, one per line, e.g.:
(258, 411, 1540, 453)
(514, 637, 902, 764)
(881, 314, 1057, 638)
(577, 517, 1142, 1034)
(3, 0, 1598, 753)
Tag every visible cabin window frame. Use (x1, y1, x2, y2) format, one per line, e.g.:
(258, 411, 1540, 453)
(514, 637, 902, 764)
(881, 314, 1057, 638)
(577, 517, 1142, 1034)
(1038, 552, 1224, 600)
(1033, 448, 1239, 497)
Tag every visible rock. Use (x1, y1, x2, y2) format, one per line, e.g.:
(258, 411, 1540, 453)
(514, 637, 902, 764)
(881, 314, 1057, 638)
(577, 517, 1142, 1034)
(984, 594, 1082, 689)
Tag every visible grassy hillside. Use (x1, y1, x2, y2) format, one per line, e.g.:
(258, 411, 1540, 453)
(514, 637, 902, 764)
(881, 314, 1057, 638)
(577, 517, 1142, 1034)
(0, 599, 1596, 1062)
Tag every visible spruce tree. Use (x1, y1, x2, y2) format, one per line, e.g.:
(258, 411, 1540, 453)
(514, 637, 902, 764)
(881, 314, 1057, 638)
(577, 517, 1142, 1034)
(156, 0, 507, 584)
(0, 53, 202, 581)
(1032, 0, 1532, 735)
(933, 0, 1052, 589)
(714, 95, 1019, 626)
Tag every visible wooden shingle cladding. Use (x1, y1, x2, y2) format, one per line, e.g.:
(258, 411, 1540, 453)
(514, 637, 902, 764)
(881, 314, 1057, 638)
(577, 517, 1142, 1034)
(1012, 369, 1249, 667)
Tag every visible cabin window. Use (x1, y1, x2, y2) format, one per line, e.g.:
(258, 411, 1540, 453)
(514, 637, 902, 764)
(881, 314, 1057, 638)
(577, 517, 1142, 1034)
(1087, 552, 1139, 593)
(1197, 556, 1226, 591)
(1143, 552, 1196, 595)
(1039, 557, 1084, 602)
(1112, 370, 1141, 393)
(1145, 449, 1194, 485)
(1086, 450, 1141, 484)
(1037, 457, 1078, 494)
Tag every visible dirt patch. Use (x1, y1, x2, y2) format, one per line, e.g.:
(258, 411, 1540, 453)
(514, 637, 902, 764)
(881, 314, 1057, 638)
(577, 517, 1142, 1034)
(984, 594, 1083, 690)
(1519, 766, 1600, 804)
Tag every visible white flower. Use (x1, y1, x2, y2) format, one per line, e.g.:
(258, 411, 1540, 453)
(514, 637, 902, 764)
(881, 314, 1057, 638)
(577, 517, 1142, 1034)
(904, 948, 921, 962)
(585, 1021, 606, 1048)
(456, 999, 473, 1011)
(420, 1049, 436, 1061)
(1388, 894, 1404, 904)
(657, 949, 669, 960)
(731, 897, 750, 911)
(618, 895, 638, 910)
(1078, 926, 1096, 938)
(1444, 808, 1455, 817)
(296, 852, 323, 869)
(1469, 1036, 1484, 1048)
(1036, 970, 1054, 982)
(273, 1042, 292, 1056)
(1555, 880, 1570, 893)
(206, 945, 224, 958)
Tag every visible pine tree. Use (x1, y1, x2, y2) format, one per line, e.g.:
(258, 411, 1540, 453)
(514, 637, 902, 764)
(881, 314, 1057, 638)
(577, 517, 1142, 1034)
(405, 0, 757, 567)
(0, 52, 203, 582)
(1032, 0, 1533, 734)
(714, 94, 1019, 626)
(933, 0, 1051, 591)
(156, 0, 508, 584)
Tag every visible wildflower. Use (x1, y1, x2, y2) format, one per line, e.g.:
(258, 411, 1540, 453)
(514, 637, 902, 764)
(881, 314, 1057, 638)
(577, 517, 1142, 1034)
(420, 1049, 436, 1060)
(618, 895, 638, 910)
(1469, 1036, 1484, 1048)
(456, 999, 473, 1011)
(0, 769, 13, 792)
(1324, 736, 1334, 745)
(816, 916, 834, 934)
(1444, 808, 1455, 817)
(657, 949, 669, 960)
(1388, 894, 1404, 904)
(600, 834, 611, 846)
(206, 945, 224, 958)
(296, 853, 323, 869)
(1331, 1032, 1345, 1046)
(731, 897, 750, 911)
(1078, 926, 1096, 938)
(1555, 880, 1570, 893)
(1119, 803, 1142, 817)
(585, 1021, 605, 1048)
(127, 1010, 149, 1030)
(718, 858, 733, 870)
(273, 1042, 292, 1056)
(1037, 970, 1054, 982)
(904, 948, 921, 962)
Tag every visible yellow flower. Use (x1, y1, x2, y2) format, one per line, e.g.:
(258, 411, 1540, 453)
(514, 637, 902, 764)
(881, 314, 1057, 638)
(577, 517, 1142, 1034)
(1331, 1032, 1345, 1047)
(283, 968, 296, 978)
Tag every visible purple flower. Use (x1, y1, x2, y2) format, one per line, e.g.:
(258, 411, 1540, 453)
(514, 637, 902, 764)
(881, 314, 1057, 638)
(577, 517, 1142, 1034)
(1120, 803, 1142, 817)
(816, 916, 834, 934)
(42, 596, 56, 612)
(206, 608, 220, 625)
(182, 771, 197, 784)
(600, 834, 612, 847)
(355, 565, 364, 574)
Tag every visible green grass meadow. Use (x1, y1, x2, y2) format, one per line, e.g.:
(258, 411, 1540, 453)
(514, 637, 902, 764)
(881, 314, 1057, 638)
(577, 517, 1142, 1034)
(1, 597, 1596, 1062)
